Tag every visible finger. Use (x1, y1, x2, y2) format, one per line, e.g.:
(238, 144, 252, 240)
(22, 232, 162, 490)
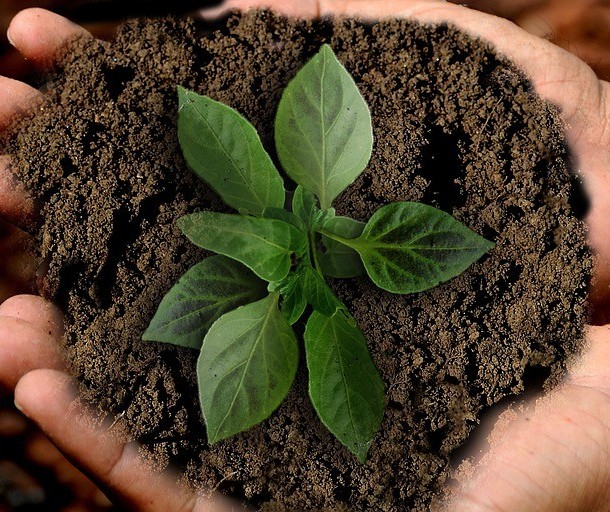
(0, 156, 37, 225)
(0, 294, 64, 339)
(0, 220, 38, 300)
(0, 76, 42, 131)
(0, 295, 64, 390)
(447, 0, 547, 18)
(7, 8, 92, 68)
(200, 0, 320, 19)
(569, 325, 610, 390)
(444, 323, 610, 511)
(14, 369, 248, 512)
(445, 383, 610, 512)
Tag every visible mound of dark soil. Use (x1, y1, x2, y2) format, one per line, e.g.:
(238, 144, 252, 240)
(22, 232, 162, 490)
(4, 11, 592, 511)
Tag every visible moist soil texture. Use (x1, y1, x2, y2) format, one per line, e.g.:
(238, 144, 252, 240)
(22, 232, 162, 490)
(4, 11, 592, 511)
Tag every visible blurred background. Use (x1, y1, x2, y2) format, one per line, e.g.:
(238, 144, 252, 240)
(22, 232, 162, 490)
(0, 0, 609, 510)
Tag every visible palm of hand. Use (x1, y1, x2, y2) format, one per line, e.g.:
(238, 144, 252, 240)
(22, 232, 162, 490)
(1, 2, 609, 511)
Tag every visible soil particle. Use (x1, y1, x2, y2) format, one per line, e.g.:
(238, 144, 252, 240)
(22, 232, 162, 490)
(4, 11, 592, 511)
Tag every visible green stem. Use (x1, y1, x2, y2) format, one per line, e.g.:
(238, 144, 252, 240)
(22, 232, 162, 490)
(309, 230, 323, 275)
(317, 228, 358, 249)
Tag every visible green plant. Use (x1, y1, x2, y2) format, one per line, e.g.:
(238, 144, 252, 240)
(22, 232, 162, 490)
(143, 44, 494, 462)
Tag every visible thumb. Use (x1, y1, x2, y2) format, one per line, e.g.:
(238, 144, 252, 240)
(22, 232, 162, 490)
(442, 325, 610, 512)
(14, 369, 248, 512)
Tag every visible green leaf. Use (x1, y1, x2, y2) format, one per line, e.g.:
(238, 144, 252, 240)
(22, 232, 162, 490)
(271, 262, 344, 318)
(280, 286, 308, 325)
(262, 206, 306, 233)
(292, 186, 318, 227)
(318, 216, 365, 278)
(198, 294, 298, 444)
(177, 86, 285, 215)
(304, 311, 384, 462)
(328, 202, 494, 294)
(143, 256, 267, 350)
(275, 45, 373, 209)
(291, 186, 335, 230)
(179, 212, 308, 283)
(270, 269, 307, 325)
(301, 264, 344, 317)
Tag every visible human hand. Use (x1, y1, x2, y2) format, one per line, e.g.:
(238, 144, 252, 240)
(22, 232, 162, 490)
(1, 2, 609, 511)
(0, 9, 248, 511)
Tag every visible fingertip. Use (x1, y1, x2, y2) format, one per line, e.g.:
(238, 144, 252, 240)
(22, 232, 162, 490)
(0, 294, 64, 339)
(0, 155, 37, 225)
(7, 8, 91, 67)
(0, 76, 42, 131)
(199, 0, 320, 20)
(0, 219, 38, 300)
(0, 316, 65, 390)
(14, 368, 74, 421)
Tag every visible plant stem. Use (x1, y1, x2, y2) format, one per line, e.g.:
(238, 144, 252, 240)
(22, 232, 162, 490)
(309, 230, 323, 275)
(317, 228, 355, 248)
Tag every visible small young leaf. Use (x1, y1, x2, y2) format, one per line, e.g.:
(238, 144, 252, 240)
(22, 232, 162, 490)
(305, 311, 384, 462)
(275, 45, 373, 209)
(198, 294, 298, 444)
(143, 256, 267, 349)
(318, 216, 366, 278)
(292, 186, 318, 227)
(270, 269, 307, 325)
(331, 202, 494, 294)
(301, 264, 344, 317)
(271, 261, 344, 318)
(179, 212, 308, 283)
(177, 87, 285, 215)
(281, 286, 308, 325)
(262, 207, 306, 233)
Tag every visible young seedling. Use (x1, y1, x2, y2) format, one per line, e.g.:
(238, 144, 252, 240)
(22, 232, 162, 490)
(143, 44, 494, 462)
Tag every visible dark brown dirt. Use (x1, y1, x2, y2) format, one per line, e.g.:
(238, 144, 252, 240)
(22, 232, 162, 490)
(3, 11, 592, 511)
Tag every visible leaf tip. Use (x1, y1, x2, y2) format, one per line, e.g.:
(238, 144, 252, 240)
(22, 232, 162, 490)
(176, 84, 190, 106)
(141, 328, 153, 342)
(320, 43, 334, 54)
(206, 430, 221, 446)
(355, 448, 369, 464)
(176, 214, 191, 234)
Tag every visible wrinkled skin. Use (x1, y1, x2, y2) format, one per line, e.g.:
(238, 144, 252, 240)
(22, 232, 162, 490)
(1, 2, 610, 510)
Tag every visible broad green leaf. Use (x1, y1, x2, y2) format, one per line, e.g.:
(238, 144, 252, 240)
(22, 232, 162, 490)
(301, 264, 344, 317)
(318, 216, 365, 278)
(177, 86, 285, 215)
(179, 212, 308, 283)
(143, 256, 266, 349)
(198, 294, 298, 443)
(262, 206, 306, 233)
(328, 202, 494, 294)
(275, 45, 373, 209)
(304, 311, 384, 462)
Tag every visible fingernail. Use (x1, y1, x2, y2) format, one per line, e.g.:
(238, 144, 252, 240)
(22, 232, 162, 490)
(6, 26, 15, 48)
(14, 398, 25, 415)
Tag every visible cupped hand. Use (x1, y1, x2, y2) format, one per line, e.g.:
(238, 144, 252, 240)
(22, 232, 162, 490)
(1, 2, 610, 511)
(0, 8, 248, 511)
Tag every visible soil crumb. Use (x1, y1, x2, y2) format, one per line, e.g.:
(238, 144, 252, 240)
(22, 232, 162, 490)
(4, 11, 592, 511)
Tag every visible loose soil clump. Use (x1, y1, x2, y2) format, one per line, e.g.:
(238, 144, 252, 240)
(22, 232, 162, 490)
(4, 11, 592, 511)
